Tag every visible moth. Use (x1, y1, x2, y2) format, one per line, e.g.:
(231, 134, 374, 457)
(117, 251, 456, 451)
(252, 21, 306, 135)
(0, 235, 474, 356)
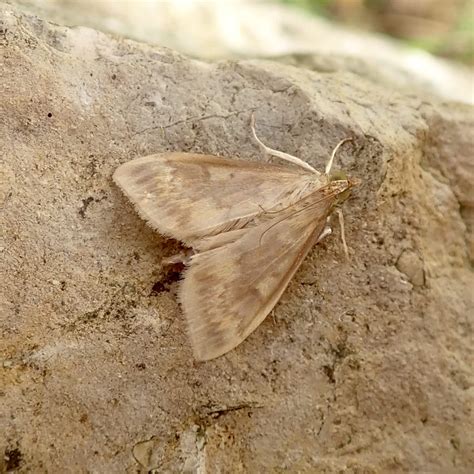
(114, 116, 358, 360)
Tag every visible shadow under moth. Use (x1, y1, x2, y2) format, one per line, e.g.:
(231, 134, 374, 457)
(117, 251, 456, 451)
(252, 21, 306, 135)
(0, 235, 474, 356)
(114, 116, 358, 361)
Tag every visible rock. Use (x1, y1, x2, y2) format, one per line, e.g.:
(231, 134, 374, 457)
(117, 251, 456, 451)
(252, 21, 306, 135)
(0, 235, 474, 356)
(396, 249, 425, 287)
(8, 0, 474, 104)
(7, 0, 474, 104)
(1, 4, 473, 473)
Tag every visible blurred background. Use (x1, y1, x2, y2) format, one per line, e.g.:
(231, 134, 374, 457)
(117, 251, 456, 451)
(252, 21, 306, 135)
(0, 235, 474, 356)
(284, 0, 473, 65)
(7, 0, 472, 62)
(7, 0, 473, 101)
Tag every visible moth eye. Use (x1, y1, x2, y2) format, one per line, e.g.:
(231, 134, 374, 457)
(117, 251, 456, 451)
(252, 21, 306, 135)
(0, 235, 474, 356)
(329, 170, 348, 181)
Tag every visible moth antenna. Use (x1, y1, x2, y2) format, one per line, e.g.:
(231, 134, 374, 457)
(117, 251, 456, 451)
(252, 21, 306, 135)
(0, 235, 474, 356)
(258, 203, 285, 215)
(337, 208, 350, 260)
(325, 138, 353, 175)
(251, 113, 320, 175)
(258, 201, 316, 246)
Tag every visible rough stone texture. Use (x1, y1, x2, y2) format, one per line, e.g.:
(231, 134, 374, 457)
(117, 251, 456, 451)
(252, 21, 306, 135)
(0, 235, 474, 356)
(1, 4, 473, 473)
(7, 0, 474, 104)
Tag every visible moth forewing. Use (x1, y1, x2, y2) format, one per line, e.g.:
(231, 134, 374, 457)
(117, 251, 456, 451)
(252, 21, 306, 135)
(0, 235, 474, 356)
(113, 152, 326, 247)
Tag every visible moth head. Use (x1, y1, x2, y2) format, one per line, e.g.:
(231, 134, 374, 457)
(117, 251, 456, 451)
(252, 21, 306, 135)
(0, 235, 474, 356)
(329, 170, 352, 206)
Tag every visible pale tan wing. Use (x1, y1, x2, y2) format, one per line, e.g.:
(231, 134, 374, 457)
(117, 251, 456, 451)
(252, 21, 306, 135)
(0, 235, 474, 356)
(113, 153, 323, 246)
(180, 181, 349, 360)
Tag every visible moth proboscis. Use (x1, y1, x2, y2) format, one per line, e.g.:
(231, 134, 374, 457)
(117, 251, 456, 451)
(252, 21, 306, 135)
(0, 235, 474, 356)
(114, 116, 359, 361)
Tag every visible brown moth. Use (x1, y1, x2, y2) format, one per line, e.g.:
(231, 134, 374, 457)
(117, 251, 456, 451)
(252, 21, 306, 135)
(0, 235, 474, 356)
(113, 116, 358, 361)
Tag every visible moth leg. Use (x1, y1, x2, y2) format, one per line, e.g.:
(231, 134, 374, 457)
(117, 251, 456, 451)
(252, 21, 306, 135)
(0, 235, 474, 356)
(251, 114, 320, 175)
(317, 225, 332, 243)
(337, 208, 350, 260)
(162, 249, 194, 266)
(325, 137, 353, 175)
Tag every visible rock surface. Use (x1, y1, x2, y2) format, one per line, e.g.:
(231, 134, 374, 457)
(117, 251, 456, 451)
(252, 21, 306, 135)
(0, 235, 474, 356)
(1, 4, 473, 473)
(8, 0, 474, 104)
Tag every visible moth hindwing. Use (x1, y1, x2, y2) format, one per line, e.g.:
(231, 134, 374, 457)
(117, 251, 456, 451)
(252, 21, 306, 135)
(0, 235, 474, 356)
(114, 130, 356, 360)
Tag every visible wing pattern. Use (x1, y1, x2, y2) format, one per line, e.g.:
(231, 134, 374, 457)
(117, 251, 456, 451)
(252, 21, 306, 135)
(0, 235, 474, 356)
(113, 153, 325, 246)
(114, 152, 353, 360)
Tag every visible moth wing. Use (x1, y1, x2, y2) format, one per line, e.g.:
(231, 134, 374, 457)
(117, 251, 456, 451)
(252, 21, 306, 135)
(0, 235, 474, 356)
(181, 188, 337, 361)
(113, 153, 322, 246)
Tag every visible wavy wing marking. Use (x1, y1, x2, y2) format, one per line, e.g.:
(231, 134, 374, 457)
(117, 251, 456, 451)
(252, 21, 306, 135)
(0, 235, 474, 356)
(113, 153, 323, 246)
